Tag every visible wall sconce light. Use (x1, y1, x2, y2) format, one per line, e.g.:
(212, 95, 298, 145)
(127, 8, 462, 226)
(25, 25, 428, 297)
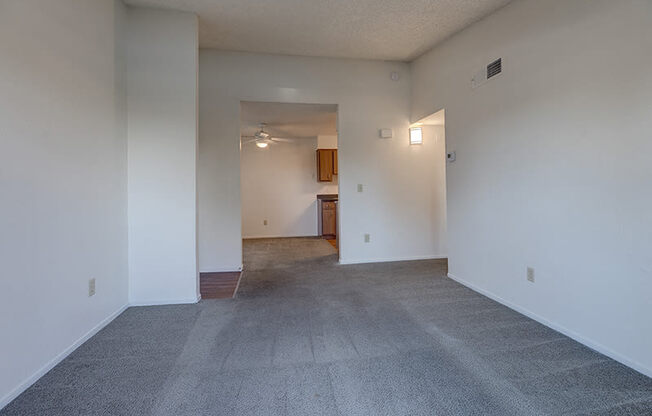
(409, 127, 423, 145)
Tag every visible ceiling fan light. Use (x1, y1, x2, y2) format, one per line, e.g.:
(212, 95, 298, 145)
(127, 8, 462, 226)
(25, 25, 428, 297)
(255, 131, 270, 140)
(256, 141, 268, 148)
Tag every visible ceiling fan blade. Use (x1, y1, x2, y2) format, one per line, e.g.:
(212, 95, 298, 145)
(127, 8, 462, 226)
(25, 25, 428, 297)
(271, 136, 316, 142)
(241, 137, 258, 144)
(270, 137, 294, 142)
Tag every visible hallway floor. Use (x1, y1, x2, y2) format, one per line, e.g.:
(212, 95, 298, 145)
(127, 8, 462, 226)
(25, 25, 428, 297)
(3, 238, 652, 415)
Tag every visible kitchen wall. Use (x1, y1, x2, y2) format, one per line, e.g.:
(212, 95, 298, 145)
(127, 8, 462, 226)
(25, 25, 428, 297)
(411, 0, 652, 376)
(126, 8, 199, 305)
(199, 51, 447, 271)
(0, 0, 129, 407)
(241, 137, 337, 238)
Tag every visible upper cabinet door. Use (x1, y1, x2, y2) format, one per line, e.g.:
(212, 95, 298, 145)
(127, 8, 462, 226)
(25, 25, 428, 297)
(317, 149, 333, 182)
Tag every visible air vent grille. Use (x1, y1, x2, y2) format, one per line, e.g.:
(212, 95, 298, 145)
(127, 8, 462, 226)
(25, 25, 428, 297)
(487, 58, 502, 79)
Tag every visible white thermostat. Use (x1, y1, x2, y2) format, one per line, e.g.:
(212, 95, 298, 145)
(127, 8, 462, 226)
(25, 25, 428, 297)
(379, 128, 393, 138)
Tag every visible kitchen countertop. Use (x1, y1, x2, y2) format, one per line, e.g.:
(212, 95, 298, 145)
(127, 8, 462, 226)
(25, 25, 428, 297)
(316, 194, 338, 201)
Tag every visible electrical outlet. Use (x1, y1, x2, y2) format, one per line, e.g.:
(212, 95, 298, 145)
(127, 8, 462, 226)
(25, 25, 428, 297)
(527, 267, 535, 283)
(357, 184, 363, 193)
(263, 219, 268, 226)
(89, 278, 96, 297)
(364, 233, 370, 243)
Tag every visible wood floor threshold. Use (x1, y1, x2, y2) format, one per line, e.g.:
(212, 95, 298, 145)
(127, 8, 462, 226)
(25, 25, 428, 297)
(200, 271, 242, 299)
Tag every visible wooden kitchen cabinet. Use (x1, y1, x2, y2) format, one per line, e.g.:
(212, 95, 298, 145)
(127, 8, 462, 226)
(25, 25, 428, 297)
(321, 201, 337, 237)
(316, 149, 337, 182)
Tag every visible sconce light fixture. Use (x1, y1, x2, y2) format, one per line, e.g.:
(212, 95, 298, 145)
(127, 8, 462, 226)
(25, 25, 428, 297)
(409, 127, 423, 145)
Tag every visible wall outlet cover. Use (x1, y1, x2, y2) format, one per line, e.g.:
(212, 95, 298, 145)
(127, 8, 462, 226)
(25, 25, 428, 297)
(89, 278, 96, 297)
(527, 267, 535, 283)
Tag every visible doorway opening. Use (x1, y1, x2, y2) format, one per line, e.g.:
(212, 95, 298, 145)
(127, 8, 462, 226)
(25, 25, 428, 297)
(410, 108, 447, 258)
(239, 101, 340, 269)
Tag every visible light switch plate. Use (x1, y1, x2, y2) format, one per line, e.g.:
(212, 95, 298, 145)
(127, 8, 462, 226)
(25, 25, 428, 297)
(357, 184, 363, 193)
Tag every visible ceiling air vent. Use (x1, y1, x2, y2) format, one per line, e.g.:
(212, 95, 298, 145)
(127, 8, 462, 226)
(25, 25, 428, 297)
(471, 57, 503, 88)
(487, 58, 502, 79)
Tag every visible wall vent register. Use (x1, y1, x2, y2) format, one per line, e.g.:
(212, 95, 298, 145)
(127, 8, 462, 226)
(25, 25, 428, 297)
(486, 58, 502, 79)
(472, 57, 502, 88)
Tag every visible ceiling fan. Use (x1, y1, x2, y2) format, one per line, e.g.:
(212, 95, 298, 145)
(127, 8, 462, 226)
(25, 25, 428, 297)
(241, 123, 293, 148)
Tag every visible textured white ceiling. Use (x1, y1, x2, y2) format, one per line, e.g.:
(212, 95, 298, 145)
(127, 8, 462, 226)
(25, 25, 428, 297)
(124, 0, 512, 61)
(240, 102, 337, 139)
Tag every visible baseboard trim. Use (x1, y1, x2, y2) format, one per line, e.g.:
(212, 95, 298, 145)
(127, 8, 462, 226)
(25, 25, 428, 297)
(128, 296, 200, 307)
(243, 235, 318, 239)
(199, 265, 243, 273)
(0, 303, 129, 410)
(339, 254, 447, 265)
(447, 272, 652, 379)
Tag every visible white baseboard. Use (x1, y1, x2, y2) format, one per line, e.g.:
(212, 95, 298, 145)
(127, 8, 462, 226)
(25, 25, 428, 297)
(199, 266, 242, 273)
(0, 303, 129, 410)
(243, 234, 317, 239)
(447, 272, 652, 379)
(339, 254, 447, 265)
(128, 296, 200, 307)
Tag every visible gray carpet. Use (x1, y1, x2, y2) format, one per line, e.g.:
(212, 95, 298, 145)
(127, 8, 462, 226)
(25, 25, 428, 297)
(3, 237, 652, 415)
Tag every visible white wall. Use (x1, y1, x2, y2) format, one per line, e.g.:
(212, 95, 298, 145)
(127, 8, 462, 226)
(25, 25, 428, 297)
(199, 51, 447, 271)
(241, 138, 337, 238)
(0, 0, 129, 407)
(411, 0, 652, 376)
(126, 8, 199, 305)
(420, 125, 447, 257)
(317, 134, 338, 149)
